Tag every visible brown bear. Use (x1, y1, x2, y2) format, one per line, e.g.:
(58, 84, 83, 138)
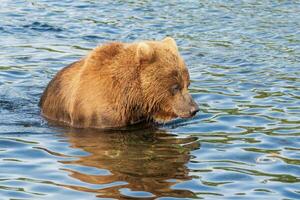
(39, 37, 199, 128)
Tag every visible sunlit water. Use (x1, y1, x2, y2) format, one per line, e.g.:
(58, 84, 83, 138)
(1, 0, 300, 199)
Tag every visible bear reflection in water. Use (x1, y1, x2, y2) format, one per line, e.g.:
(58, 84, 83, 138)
(61, 127, 200, 199)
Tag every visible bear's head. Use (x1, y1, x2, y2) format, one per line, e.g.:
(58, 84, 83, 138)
(135, 37, 199, 123)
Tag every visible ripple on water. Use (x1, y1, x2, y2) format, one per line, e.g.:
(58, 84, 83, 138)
(0, 70, 32, 80)
(23, 22, 63, 32)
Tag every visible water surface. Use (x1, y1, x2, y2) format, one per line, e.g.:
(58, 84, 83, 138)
(0, 0, 300, 199)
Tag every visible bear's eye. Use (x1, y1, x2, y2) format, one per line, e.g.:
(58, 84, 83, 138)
(171, 84, 181, 95)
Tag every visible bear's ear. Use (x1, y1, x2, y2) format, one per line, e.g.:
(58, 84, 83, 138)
(136, 42, 154, 64)
(162, 37, 178, 54)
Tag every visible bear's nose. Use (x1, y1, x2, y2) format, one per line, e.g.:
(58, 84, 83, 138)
(189, 106, 200, 116)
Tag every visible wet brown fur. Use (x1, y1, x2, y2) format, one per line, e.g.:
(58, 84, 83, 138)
(39, 38, 192, 128)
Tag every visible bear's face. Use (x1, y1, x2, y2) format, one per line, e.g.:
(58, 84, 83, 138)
(138, 38, 199, 122)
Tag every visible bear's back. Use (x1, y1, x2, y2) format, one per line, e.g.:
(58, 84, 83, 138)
(39, 60, 83, 124)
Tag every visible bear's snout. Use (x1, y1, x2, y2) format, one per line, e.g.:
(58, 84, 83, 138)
(172, 93, 199, 119)
(183, 96, 199, 118)
(189, 103, 200, 117)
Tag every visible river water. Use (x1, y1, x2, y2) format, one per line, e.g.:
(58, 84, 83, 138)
(0, 0, 300, 199)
